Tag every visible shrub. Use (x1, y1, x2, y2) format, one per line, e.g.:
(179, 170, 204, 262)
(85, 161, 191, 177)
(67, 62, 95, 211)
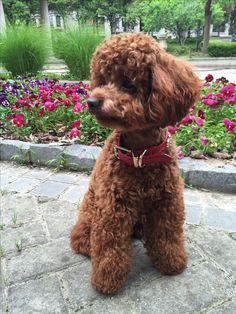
(0, 24, 49, 76)
(208, 42, 236, 57)
(52, 26, 104, 79)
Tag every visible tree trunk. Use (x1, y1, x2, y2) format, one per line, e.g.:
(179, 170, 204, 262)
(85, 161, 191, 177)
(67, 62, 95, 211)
(39, 0, 50, 26)
(0, 0, 6, 34)
(202, 0, 212, 53)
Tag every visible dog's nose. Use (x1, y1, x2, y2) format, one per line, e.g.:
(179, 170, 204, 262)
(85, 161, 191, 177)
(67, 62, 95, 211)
(87, 98, 101, 110)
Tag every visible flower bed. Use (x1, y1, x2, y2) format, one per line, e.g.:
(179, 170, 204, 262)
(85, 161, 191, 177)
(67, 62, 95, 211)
(0, 75, 235, 159)
(0, 77, 110, 145)
(172, 75, 236, 158)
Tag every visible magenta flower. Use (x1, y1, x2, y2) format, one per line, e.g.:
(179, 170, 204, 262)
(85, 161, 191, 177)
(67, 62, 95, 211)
(220, 84, 235, 96)
(69, 127, 81, 137)
(13, 113, 24, 127)
(73, 103, 83, 113)
(44, 101, 56, 112)
(167, 126, 176, 134)
(202, 97, 218, 107)
(180, 115, 195, 125)
(15, 99, 25, 107)
(71, 120, 81, 128)
(196, 117, 204, 126)
(227, 96, 236, 104)
(72, 93, 81, 104)
(176, 146, 184, 159)
(205, 74, 214, 82)
(200, 136, 209, 145)
(62, 99, 71, 107)
(223, 118, 235, 133)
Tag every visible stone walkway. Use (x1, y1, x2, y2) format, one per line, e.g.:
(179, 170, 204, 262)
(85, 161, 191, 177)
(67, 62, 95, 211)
(0, 161, 236, 314)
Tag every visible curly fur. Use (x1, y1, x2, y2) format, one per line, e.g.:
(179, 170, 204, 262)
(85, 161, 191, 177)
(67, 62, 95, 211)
(70, 32, 201, 294)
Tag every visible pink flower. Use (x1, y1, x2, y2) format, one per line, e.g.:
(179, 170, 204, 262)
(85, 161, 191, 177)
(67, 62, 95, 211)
(13, 113, 24, 127)
(223, 118, 235, 133)
(205, 74, 214, 82)
(44, 101, 56, 112)
(73, 103, 83, 113)
(71, 120, 81, 128)
(176, 146, 184, 159)
(227, 96, 236, 104)
(167, 126, 176, 134)
(72, 93, 81, 104)
(196, 117, 204, 126)
(180, 115, 195, 125)
(220, 83, 235, 96)
(200, 136, 209, 145)
(202, 98, 218, 107)
(69, 127, 81, 137)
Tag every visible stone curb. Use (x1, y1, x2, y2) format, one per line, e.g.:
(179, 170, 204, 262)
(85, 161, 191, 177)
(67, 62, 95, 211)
(0, 139, 235, 193)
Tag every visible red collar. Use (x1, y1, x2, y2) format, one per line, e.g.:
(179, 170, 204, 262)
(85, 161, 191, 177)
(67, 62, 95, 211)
(114, 130, 172, 168)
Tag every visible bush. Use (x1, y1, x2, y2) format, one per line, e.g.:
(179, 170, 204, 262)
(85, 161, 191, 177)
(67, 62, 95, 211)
(0, 24, 49, 76)
(166, 44, 190, 55)
(208, 42, 236, 57)
(53, 26, 104, 79)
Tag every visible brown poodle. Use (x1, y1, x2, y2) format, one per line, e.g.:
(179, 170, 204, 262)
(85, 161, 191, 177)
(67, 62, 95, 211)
(70, 32, 201, 294)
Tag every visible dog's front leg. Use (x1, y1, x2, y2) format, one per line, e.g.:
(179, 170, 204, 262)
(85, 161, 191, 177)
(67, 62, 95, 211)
(70, 189, 94, 256)
(143, 190, 187, 275)
(90, 203, 135, 294)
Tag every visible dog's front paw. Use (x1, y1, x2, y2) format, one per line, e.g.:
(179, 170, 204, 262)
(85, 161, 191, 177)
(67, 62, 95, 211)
(70, 223, 91, 256)
(91, 255, 131, 294)
(155, 251, 187, 275)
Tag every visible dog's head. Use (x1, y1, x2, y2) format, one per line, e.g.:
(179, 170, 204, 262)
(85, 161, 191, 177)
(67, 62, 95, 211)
(88, 32, 201, 131)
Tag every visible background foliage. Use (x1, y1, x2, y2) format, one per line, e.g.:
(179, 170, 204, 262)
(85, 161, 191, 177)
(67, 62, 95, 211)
(0, 24, 49, 76)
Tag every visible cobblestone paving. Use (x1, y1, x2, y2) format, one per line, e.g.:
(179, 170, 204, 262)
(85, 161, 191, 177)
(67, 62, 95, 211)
(0, 161, 236, 314)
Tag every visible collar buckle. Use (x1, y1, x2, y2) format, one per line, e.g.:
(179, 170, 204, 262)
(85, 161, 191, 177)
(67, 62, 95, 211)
(132, 149, 147, 168)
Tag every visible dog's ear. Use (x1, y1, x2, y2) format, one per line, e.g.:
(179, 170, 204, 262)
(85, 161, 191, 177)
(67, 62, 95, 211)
(148, 53, 201, 126)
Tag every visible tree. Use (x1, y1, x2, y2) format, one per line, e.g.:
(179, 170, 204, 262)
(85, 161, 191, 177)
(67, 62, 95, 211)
(128, 0, 205, 44)
(202, 0, 212, 53)
(0, 0, 6, 33)
(76, 0, 132, 34)
(2, 0, 31, 23)
(39, 0, 50, 26)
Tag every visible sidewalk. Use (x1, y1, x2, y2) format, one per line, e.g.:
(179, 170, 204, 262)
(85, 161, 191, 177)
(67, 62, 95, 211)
(0, 161, 236, 313)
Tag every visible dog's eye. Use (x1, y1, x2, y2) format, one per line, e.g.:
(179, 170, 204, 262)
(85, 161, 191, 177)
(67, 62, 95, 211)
(122, 79, 135, 91)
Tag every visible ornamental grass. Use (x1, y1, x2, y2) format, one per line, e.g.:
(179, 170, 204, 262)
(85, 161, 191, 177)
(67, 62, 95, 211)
(0, 24, 50, 76)
(52, 26, 104, 79)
